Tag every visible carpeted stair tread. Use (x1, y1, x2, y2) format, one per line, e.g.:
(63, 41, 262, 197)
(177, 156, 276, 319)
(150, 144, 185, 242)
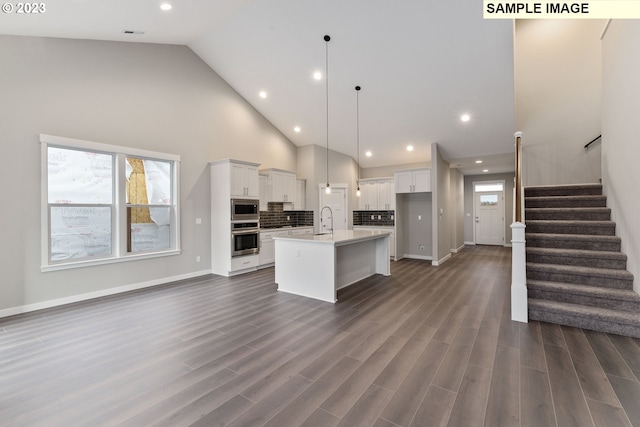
(525, 233, 621, 251)
(528, 298, 640, 338)
(528, 280, 640, 311)
(525, 220, 616, 236)
(525, 207, 611, 221)
(525, 195, 607, 208)
(524, 183, 639, 338)
(525, 184, 603, 197)
(526, 247, 627, 269)
(527, 262, 634, 289)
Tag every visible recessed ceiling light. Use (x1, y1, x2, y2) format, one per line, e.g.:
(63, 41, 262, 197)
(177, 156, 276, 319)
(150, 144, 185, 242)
(461, 114, 470, 122)
(365, 151, 372, 157)
(475, 160, 483, 164)
(160, 3, 172, 11)
(313, 71, 322, 80)
(259, 91, 267, 99)
(406, 145, 414, 152)
(294, 126, 301, 133)
(483, 169, 489, 173)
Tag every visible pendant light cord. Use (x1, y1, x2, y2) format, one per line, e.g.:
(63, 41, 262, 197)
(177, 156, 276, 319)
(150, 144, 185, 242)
(324, 35, 330, 187)
(356, 86, 361, 187)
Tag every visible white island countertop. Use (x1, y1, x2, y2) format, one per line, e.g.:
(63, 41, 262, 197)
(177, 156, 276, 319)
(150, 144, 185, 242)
(273, 229, 391, 246)
(274, 229, 391, 303)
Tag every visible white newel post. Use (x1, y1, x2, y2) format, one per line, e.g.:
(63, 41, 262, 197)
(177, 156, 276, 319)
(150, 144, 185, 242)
(511, 222, 528, 322)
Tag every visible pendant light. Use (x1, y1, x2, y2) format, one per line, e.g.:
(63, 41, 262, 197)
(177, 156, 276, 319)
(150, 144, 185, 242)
(355, 85, 361, 197)
(324, 35, 331, 195)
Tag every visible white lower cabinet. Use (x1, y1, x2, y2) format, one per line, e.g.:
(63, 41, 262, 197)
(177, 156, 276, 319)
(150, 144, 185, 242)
(259, 227, 313, 267)
(230, 254, 259, 272)
(353, 226, 396, 259)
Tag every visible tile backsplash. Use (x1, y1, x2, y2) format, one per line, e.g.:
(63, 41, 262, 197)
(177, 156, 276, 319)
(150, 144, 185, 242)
(353, 210, 395, 226)
(260, 202, 313, 228)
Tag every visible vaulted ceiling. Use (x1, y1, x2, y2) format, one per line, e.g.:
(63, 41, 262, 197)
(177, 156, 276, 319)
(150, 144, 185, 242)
(0, 0, 516, 174)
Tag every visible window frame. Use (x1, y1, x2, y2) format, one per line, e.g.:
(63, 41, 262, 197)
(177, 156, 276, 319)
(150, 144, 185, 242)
(41, 134, 181, 272)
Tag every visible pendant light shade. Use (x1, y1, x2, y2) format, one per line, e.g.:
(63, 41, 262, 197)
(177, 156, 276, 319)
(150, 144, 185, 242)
(355, 85, 361, 197)
(324, 35, 331, 195)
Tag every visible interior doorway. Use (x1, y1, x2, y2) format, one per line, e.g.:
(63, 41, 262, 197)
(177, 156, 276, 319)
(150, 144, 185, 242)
(473, 181, 505, 246)
(318, 184, 348, 233)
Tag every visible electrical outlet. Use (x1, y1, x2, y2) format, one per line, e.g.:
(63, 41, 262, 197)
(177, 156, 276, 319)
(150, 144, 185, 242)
(287, 216, 290, 221)
(419, 244, 425, 250)
(195, 218, 202, 224)
(371, 215, 374, 220)
(418, 215, 422, 220)
(196, 256, 201, 262)
(378, 215, 381, 220)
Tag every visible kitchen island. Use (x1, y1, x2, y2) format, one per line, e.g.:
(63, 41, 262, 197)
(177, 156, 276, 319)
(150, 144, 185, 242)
(274, 229, 391, 303)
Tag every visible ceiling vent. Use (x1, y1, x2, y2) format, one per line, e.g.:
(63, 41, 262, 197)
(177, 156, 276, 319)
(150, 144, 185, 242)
(122, 30, 145, 35)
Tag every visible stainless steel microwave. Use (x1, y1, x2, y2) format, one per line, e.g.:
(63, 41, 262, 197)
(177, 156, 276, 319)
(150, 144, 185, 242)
(231, 199, 259, 221)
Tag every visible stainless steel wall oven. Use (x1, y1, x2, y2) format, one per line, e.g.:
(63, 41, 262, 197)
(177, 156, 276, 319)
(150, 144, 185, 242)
(231, 222, 259, 257)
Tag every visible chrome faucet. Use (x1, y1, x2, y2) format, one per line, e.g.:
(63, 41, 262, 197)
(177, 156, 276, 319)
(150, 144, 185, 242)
(320, 205, 334, 236)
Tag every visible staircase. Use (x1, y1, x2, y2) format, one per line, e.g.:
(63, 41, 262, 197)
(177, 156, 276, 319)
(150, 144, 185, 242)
(524, 183, 640, 338)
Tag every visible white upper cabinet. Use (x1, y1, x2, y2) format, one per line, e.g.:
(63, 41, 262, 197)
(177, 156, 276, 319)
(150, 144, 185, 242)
(377, 179, 396, 210)
(295, 179, 306, 210)
(259, 174, 268, 210)
(413, 169, 431, 192)
(395, 168, 431, 193)
(261, 169, 297, 207)
(357, 178, 395, 210)
(357, 180, 378, 210)
(230, 161, 260, 198)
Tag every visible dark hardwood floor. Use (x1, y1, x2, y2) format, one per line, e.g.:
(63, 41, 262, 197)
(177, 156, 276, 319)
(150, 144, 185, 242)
(2, 246, 640, 426)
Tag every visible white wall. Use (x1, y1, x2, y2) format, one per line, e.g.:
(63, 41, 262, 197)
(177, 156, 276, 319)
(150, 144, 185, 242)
(0, 35, 297, 314)
(601, 21, 640, 292)
(432, 144, 451, 265)
(361, 161, 432, 179)
(515, 20, 605, 186)
(450, 169, 465, 252)
(397, 193, 433, 259)
(296, 144, 359, 231)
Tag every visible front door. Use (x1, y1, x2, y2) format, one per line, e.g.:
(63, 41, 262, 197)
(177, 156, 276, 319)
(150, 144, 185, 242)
(475, 192, 504, 245)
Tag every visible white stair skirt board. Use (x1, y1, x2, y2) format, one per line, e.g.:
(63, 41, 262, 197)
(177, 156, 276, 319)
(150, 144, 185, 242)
(511, 222, 528, 323)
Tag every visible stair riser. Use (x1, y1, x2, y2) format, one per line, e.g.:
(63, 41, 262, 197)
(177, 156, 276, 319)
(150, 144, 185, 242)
(528, 288, 640, 312)
(525, 237, 621, 252)
(526, 223, 615, 236)
(525, 199, 607, 208)
(525, 186, 603, 198)
(526, 253, 627, 270)
(529, 308, 640, 338)
(525, 211, 611, 221)
(527, 270, 633, 290)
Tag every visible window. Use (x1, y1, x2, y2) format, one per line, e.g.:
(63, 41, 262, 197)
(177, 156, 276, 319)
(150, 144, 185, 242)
(41, 134, 180, 271)
(480, 194, 499, 206)
(475, 183, 504, 192)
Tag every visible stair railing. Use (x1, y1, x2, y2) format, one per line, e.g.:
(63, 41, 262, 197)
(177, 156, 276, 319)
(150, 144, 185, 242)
(584, 134, 601, 152)
(511, 131, 528, 323)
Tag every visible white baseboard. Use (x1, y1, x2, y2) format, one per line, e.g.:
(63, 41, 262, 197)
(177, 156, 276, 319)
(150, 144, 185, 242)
(0, 269, 213, 319)
(451, 244, 465, 254)
(464, 241, 475, 246)
(402, 254, 433, 261)
(432, 253, 452, 266)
